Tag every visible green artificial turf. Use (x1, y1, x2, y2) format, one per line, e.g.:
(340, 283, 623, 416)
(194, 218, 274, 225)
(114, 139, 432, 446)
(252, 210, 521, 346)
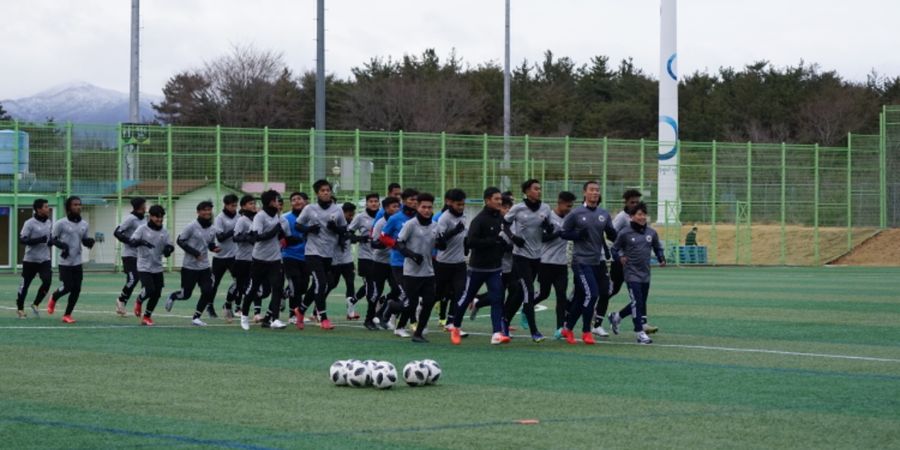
(1, 266, 898, 449)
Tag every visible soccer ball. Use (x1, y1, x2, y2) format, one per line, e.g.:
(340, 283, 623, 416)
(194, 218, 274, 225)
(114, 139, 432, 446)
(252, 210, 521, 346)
(363, 359, 378, 373)
(421, 359, 442, 384)
(329, 360, 350, 386)
(403, 360, 429, 387)
(346, 360, 371, 388)
(371, 362, 398, 389)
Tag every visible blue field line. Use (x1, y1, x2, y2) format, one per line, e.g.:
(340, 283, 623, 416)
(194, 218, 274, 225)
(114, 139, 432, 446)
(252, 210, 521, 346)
(0, 416, 278, 450)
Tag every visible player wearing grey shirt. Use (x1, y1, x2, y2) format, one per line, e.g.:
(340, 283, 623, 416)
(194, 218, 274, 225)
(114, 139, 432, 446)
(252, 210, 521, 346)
(533, 191, 576, 333)
(165, 201, 220, 326)
(363, 197, 400, 329)
(295, 180, 347, 329)
(608, 189, 643, 326)
(433, 189, 468, 327)
(232, 196, 261, 324)
(48, 196, 95, 323)
(559, 181, 618, 343)
(16, 198, 54, 318)
(393, 192, 438, 342)
(607, 201, 665, 344)
(347, 194, 379, 324)
(128, 205, 175, 325)
(502, 179, 551, 340)
(209, 194, 241, 320)
(114, 197, 147, 316)
(240, 190, 295, 330)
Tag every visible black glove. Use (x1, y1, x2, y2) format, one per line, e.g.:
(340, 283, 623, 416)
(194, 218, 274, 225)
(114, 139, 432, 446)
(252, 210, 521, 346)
(162, 244, 175, 257)
(303, 223, 321, 235)
(247, 231, 258, 244)
(284, 235, 302, 246)
(60, 249, 70, 259)
(410, 253, 424, 265)
(327, 220, 338, 232)
(208, 242, 218, 251)
(510, 235, 526, 248)
(82, 237, 96, 248)
(434, 236, 449, 251)
(54, 240, 69, 252)
(140, 239, 155, 249)
(541, 217, 554, 234)
(445, 221, 465, 238)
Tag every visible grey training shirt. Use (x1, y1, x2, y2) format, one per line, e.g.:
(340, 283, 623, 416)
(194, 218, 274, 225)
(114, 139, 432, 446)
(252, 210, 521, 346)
(349, 212, 376, 262)
(540, 210, 569, 266)
(179, 220, 216, 270)
(505, 201, 552, 260)
(213, 211, 239, 259)
(397, 218, 437, 277)
(53, 217, 90, 266)
(371, 217, 391, 264)
(298, 202, 347, 258)
(117, 213, 146, 258)
(611, 224, 664, 283)
(251, 211, 290, 262)
(131, 224, 172, 273)
(20, 216, 53, 263)
(561, 204, 617, 266)
(234, 215, 254, 262)
(435, 210, 467, 264)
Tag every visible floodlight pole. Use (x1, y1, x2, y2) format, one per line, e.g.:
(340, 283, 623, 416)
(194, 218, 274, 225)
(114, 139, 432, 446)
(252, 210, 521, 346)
(501, 0, 511, 192)
(315, 0, 327, 180)
(657, 0, 679, 224)
(129, 0, 140, 123)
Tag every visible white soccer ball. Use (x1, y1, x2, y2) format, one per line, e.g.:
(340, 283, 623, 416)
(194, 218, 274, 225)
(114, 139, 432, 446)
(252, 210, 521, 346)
(371, 362, 398, 389)
(421, 359, 442, 384)
(403, 360, 429, 387)
(346, 360, 371, 388)
(329, 360, 350, 386)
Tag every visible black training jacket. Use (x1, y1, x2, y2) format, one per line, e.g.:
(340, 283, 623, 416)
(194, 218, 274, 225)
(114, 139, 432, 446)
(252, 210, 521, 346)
(465, 206, 506, 271)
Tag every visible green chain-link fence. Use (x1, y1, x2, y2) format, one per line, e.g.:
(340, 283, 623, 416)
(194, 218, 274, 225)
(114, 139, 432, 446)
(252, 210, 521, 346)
(1, 109, 896, 270)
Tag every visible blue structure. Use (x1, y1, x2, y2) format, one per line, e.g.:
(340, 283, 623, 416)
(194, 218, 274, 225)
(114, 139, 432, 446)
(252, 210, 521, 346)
(0, 130, 29, 174)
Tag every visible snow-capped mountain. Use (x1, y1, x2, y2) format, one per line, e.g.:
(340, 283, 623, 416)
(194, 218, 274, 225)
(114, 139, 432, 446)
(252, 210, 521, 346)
(1, 81, 160, 124)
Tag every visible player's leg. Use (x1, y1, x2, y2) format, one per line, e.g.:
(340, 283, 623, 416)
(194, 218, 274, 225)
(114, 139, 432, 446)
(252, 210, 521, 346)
(32, 261, 53, 316)
(16, 262, 39, 316)
(262, 261, 286, 327)
(413, 277, 436, 342)
(166, 268, 197, 312)
(117, 257, 139, 316)
(61, 265, 84, 321)
(190, 269, 215, 325)
(591, 264, 611, 337)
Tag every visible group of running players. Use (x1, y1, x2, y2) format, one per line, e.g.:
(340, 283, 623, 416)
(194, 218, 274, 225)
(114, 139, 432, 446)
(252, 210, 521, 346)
(15, 178, 666, 345)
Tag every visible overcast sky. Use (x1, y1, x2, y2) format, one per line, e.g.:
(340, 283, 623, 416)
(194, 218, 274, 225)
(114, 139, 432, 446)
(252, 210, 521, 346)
(2, 0, 897, 99)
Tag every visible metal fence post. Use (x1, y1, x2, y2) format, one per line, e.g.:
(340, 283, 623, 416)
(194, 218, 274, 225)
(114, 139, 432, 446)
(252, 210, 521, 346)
(166, 125, 174, 272)
(563, 136, 570, 191)
(523, 134, 530, 181)
(746, 141, 752, 264)
(308, 128, 315, 190)
(639, 138, 646, 192)
(398, 130, 405, 186)
(846, 132, 852, 252)
(880, 107, 887, 229)
(354, 129, 361, 202)
(710, 140, 717, 266)
(814, 143, 820, 265)
(115, 123, 124, 272)
(780, 142, 787, 265)
(601, 137, 608, 206)
(263, 127, 269, 189)
(482, 133, 488, 191)
(12, 120, 20, 273)
(65, 122, 73, 197)
(215, 125, 222, 202)
(440, 132, 447, 201)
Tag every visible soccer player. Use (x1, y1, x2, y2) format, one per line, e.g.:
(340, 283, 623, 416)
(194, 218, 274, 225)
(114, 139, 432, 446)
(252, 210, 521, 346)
(433, 189, 468, 329)
(394, 192, 438, 343)
(16, 198, 54, 319)
(366, 196, 400, 330)
(294, 179, 348, 330)
(608, 201, 666, 344)
(164, 201, 220, 326)
(468, 194, 513, 323)
(328, 202, 359, 320)
(128, 205, 174, 326)
(283, 192, 310, 329)
(378, 188, 419, 336)
(502, 179, 552, 342)
(448, 187, 510, 345)
(47, 196, 94, 323)
(348, 193, 379, 323)
(373, 182, 402, 222)
(113, 197, 147, 317)
(533, 191, 576, 339)
(606, 189, 659, 335)
(232, 195, 260, 322)
(240, 190, 294, 330)
(210, 194, 240, 320)
(559, 181, 617, 345)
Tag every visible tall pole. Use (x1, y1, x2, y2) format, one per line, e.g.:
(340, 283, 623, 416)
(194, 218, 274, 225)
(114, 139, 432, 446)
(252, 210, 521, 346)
(657, 0, 678, 224)
(129, 0, 140, 123)
(315, 0, 326, 180)
(501, 0, 511, 192)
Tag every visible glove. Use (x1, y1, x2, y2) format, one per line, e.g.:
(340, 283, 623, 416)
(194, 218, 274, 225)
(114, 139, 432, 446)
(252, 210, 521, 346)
(162, 244, 175, 257)
(541, 217, 554, 234)
(284, 235, 302, 246)
(60, 249, 70, 259)
(139, 239, 155, 249)
(208, 242, 218, 251)
(444, 221, 465, 238)
(434, 236, 448, 251)
(327, 220, 338, 232)
(82, 237, 96, 248)
(410, 253, 424, 265)
(54, 240, 69, 252)
(510, 235, 526, 248)
(306, 224, 321, 235)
